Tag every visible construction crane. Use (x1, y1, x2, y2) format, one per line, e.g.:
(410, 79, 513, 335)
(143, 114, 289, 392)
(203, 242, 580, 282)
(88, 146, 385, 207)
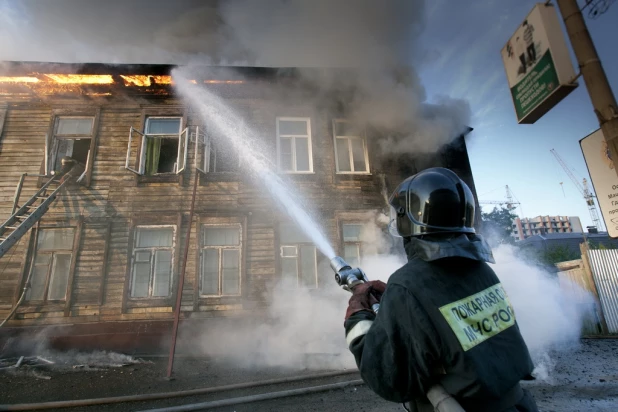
(479, 185, 521, 211)
(550, 148, 603, 230)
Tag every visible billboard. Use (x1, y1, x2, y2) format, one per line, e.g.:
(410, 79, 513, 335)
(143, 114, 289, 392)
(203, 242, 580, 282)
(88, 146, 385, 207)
(580, 129, 618, 238)
(501, 3, 578, 124)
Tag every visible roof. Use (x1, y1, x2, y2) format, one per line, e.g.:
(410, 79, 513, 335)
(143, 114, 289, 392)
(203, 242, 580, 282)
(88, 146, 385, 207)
(518, 232, 618, 254)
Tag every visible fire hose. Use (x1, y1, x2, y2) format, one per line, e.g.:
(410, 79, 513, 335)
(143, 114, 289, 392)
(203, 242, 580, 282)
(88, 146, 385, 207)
(330, 256, 465, 412)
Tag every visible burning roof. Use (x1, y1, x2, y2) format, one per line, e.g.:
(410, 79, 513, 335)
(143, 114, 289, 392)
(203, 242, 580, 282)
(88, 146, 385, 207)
(0, 62, 257, 99)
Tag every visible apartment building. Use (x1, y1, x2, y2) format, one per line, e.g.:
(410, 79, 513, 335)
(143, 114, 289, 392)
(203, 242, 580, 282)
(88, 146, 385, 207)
(512, 215, 583, 241)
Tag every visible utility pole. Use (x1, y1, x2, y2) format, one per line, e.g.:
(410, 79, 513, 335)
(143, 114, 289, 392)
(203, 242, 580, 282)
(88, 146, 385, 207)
(556, 0, 618, 177)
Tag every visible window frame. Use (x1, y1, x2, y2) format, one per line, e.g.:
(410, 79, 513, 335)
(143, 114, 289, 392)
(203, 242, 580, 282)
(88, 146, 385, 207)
(43, 109, 101, 187)
(277, 222, 318, 289)
(18, 218, 83, 316)
(199, 223, 243, 298)
(26, 227, 76, 303)
(332, 119, 370, 174)
(341, 223, 364, 267)
(141, 116, 184, 175)
(125, 109, 189, 179)
(276, 117, 314, 174)
(128, 224, 177, 300)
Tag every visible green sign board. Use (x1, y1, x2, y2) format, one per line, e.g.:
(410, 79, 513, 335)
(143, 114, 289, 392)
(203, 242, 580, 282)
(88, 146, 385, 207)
(501, 4, 578, 124)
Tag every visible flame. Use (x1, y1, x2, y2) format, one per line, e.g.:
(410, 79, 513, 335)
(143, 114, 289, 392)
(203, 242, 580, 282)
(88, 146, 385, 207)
(0, 76, 40, 83)
(120, 75, 172, 86)
(43, 74, 114, 84)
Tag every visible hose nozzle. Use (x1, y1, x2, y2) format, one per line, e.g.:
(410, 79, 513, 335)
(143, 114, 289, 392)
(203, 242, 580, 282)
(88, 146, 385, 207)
(330, 256, 368, 292)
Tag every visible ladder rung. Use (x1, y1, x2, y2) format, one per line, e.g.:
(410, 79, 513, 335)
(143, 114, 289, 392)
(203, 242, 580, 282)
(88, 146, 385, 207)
(15, 215, 30, 219)
(25, 205, 39, 209)
(5, 226, 19, 230)
(35, 196, 49, 200)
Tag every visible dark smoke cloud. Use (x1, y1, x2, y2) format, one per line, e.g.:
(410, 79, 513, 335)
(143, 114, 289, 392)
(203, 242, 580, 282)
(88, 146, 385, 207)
(0, 0, 470, 154)
(0, 0, 423, 67)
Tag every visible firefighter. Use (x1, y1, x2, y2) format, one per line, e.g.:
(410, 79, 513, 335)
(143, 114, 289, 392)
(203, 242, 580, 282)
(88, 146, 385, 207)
(344, 167, 538, 411)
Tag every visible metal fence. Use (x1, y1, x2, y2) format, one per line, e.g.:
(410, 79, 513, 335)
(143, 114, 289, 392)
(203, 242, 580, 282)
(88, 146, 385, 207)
(555, 259, 604, 336)
(587, 249, 618, 334)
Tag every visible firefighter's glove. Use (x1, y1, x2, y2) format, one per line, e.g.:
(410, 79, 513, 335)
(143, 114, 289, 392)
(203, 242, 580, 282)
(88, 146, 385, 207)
(345, 280, 386, 320)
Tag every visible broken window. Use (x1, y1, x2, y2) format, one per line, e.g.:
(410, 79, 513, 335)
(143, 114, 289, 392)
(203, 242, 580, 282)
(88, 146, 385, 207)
(130, 226, 175, 298)
(277, 118, 313, 173)
(333, 120, 369, 173)
(45, 117, 94, 180)
(200, 226, 242, 296)
(125, 117, 188, 176)
(279, 222, 317, 288)
(342, 223, 363, 267)
(26, 228, 75, 302)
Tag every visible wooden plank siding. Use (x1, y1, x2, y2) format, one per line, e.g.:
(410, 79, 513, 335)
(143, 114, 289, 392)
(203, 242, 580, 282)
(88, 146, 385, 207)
(0, 73, 475, 330)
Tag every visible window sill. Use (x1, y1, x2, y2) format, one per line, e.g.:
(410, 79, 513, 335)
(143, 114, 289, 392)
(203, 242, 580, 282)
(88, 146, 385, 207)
(136, 173, 182, 185)
(126, 297, 174, 309)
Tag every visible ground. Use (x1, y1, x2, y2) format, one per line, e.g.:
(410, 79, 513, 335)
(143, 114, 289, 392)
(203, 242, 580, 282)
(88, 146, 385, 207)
(0, 338, 617, 411)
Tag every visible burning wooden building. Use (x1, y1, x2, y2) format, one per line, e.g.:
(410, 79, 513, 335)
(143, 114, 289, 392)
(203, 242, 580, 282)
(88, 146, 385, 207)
(0, 62, 478, 352)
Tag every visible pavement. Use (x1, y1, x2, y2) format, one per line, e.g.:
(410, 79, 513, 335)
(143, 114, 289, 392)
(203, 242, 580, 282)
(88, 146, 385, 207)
(0, 338, 617, 411)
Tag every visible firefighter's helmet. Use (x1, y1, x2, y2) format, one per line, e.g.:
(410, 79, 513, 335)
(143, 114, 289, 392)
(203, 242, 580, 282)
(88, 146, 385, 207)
(388, 167, 476, 237)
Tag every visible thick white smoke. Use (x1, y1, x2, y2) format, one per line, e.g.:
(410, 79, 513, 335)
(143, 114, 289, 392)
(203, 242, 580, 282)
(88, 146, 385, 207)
(489, 245, 594, 381)
(180, 214, 593, 381)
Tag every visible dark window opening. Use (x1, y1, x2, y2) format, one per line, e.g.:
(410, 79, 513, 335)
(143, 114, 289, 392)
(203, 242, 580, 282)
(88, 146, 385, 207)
(145, 138, 178, 175)
(53, 139, 91, 173)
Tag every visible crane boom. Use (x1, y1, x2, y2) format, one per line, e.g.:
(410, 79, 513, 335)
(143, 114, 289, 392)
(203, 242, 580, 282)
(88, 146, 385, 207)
(550, 149, 585, 195)
(550, 148, 603, 230)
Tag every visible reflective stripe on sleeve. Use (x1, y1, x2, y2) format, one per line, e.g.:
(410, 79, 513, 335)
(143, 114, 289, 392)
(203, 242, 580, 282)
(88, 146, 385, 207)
(346, 320, 374, 346)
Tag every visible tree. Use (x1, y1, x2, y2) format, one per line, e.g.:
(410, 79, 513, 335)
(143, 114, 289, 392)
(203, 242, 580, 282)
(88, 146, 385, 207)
(539, 245, 581, 265)
(480, 206, 518, 245)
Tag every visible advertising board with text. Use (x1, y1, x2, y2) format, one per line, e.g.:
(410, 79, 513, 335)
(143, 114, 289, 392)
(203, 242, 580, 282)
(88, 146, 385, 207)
(580, 129, 618, 238)
(501, 4, 578, 124)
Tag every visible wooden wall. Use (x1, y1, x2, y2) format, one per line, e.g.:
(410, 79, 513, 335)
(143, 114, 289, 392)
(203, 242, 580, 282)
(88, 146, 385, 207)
(0, 91, 475, 328)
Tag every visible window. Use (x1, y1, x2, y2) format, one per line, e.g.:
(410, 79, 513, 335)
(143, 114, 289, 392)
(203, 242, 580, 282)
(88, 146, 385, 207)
(46, 117, 94, 180)
(333, 120, 369, 173)
(130, 226, 175, 298)
(126, 117, 188, 176)
(276, 118, 313, 173)
(207, 136, 240, 173)
(200, 226, 242, 296)
(342, 224, 363, 267)
(279, 222, 317, 288)
(26, 228, 75, 302)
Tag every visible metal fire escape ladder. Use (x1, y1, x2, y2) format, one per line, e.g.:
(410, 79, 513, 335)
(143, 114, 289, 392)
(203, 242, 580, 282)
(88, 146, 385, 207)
(0, 175, 69, 259)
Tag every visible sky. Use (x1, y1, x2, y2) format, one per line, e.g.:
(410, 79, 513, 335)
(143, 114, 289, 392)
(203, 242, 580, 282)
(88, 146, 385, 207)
(416, 0, 618, 230)
(0, 0, 617, 230)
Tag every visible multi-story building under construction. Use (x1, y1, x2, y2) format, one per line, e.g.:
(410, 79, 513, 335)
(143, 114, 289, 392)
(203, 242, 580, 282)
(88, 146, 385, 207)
(512, 215, 584, 241)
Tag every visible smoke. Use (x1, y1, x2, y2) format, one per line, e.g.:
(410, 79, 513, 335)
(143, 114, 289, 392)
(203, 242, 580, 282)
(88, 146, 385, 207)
(1, 0, 471, 154)
(181, 237, 594, 378)
(179, 216, 401, 370)
(489, 244, 595, 380)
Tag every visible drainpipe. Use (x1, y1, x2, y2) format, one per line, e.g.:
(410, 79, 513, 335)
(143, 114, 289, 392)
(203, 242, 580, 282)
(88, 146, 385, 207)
(166, 171, 199, 377)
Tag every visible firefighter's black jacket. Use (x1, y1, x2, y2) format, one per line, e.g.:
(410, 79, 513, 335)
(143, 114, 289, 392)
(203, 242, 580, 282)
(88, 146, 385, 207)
(344, 234, 538, 411)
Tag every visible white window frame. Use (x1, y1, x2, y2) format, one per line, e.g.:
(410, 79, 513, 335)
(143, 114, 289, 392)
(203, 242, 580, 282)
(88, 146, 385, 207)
(276, 117, 314, 174)
(279, 243, 318, 289)
(333, 119, 370, 174)
(199, 224, 243, 297)
(342, 223, 364, 266)
(26, 227, 76, 302)
(126, 116, 188, 175)
(45, 116, 95, 177)
(129, 225, 176, 299)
